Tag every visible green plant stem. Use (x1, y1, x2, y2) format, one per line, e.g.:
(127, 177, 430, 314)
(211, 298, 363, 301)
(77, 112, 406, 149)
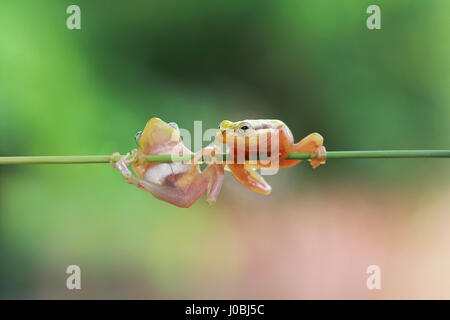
(0, 150, 449, 165)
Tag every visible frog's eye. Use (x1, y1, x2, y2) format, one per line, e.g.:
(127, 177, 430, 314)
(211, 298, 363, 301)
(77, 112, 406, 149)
(237, 122, 252, 135)
(168, 122, 179, 130)
(135, 130, 143, 145)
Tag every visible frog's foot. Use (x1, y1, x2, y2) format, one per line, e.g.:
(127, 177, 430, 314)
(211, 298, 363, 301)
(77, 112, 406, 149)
(111, 152, 141, 187)
(309, 145, 327, 169)
(193, 145, 222, 165)
(208, 145, 224, 165)
(279, 132, 326, 169)
(127, 149, 140, 166)
(191, 151, 203, 165)
(110, 152, 121, 168)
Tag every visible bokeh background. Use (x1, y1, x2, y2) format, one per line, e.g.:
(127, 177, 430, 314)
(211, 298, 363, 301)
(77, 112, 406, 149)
(1, 0, 449, 299)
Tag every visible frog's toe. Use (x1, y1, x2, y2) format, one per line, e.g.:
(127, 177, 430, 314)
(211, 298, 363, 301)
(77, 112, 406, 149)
(110, 152, 121, 168)
(126, 149, 139, 165)
(309, 146, 327, 168)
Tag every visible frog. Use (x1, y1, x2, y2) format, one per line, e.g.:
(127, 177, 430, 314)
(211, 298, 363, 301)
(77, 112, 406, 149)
(216, 119, 326, 195)
(110, 118, 224, 208)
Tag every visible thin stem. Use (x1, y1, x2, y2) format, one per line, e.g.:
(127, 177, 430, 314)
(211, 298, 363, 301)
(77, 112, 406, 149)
(0, 150, 449, 165)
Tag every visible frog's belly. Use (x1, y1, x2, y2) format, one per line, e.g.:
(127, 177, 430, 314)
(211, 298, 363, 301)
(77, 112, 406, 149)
(144, 163, 192, 186)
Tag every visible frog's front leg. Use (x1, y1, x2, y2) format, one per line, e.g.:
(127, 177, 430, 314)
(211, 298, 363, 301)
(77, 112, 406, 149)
(191, 146, 225, 203)
(110, 150, 143, 188)
(279, 133, 326, 169)
(227, 164, 272, 195)
(198, 162, 225, 204)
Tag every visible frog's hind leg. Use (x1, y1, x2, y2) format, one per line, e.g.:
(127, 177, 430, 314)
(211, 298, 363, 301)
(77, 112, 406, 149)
(111, 153, 224, 208)
(112, 156, 199, 208)
(279, 133, 326, 169)
(191, 146, 225, 204)
(201, 163, 225, 204)
(137, 164, 224, 207)
(227, 164, 271, 195)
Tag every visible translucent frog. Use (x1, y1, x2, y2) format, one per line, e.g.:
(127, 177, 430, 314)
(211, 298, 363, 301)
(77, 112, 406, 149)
(111, 118, 224, 208)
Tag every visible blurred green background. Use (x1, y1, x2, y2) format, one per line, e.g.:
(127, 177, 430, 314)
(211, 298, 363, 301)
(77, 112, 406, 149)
(0, 0, 449, 299)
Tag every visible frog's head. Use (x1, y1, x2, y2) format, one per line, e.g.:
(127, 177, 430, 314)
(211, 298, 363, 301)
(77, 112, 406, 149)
(135, 118, 181, 152)
(216, 119, 285, 146)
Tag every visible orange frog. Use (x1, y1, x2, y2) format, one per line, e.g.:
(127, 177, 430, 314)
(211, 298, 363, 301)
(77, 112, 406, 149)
(216, 119, 326, 195)
(111, 118, 224, 208)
